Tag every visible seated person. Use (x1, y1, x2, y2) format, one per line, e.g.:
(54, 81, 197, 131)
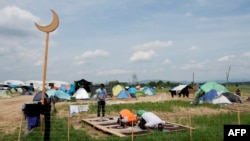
(117, 109, 137, 127)
(137, 110, 165, 131)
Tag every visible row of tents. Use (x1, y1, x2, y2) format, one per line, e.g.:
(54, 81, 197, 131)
(31, 84, 156, 102)
(170, 81, 244, 105)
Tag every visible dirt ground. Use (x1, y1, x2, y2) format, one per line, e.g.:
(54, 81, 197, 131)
(0, 92, 249, 135)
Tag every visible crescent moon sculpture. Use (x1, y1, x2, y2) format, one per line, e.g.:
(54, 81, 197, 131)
(35, 9, 59, 32)
(35, 9, 60, 106)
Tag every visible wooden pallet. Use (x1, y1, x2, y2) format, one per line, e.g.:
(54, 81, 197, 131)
(82, 117, 192, 137)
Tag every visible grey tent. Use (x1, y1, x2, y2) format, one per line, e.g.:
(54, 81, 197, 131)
(221, 92, 243, 103)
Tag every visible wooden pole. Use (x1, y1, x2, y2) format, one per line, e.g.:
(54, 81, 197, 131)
(131, 120, 134, 141)
(17, 113, 23, 141)
(131, 109, 134, 141)
(40, 32, 50, 133)
(41, 32, 50, 104)
(189, 109, 192, 141)
(68, 109, 70, 141)
(35, 9, 59, 140)
(237, 107, 240, 125)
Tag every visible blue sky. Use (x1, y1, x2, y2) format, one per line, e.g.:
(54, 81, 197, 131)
(0, 0, 250, 84)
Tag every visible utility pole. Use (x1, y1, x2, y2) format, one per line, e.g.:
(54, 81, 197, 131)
(226, 66, 231, 86)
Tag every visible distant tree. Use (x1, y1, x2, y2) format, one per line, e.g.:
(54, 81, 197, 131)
(157, 80, 164, 88)
(108, 80, 119, 86)
(148, 81, 157, 87)
(166, 81, 171, 87)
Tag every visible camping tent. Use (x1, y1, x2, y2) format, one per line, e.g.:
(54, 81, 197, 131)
(169, 84, 192, 97)
(45, 89, 70, 101)
(142, 87, 155, 96)
(199, 89, 219, 102)
(0, 90, 11, 98)
(212, 95, 232, 104)
(73, 88, 90, 99)
(74, 79, 92, 93)
(54, 90, 70, 101)
(128, 87, 137, 98)
(193, 82, 243, 105)
(195, 81, 228, 98)
(47, 80, 70, 89)
(3, 80, 25, 86)
(112, 84, 124, 97)
(46, 89, 57, 97)
(221, 92, 243, 103)
(25, 80, 43, 90)
(171, 85, 187, 91)
(33, 91, 52, 104)
(117, 90, 131, 99)
(135, 91, 146, 97)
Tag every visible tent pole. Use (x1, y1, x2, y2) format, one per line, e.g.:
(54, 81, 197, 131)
(17, 113, 24, 141)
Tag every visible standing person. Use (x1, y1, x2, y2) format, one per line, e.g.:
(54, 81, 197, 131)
(96, 83, 107, 118)
(236, 88, 241, 96)
(137, 110, 165, 132)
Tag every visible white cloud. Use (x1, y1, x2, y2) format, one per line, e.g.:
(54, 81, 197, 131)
(96, 69, 131, 75)
(0, 47, 9, 54)
(217, 55, 234, 62)
(0, 6, 39, 30)
(34, 60, 43, 66)
(133, 40, 173, 50)
(185, 12, 192, 17)
(180, 60, 209, 70)
(129, 50, 156, 62)
(76, 49, 109, 59)
(242, 52, 250, 58)
(189, 45, 199, 50)
(73, 49, 109, 65)
(163, 58, 171, 64)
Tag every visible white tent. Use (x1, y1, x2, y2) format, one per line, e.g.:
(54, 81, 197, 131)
(212, 95, 232, 104)
(73, 88, 89, 99)
(3, 80, 25, 85)
(46, 80, 70, 89)
(25, 80, 43, 90)
(171, 85, 187, 91)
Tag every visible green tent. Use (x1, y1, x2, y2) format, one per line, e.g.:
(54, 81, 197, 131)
(195, 81, 228, 98)
(135, 91, 146, 97)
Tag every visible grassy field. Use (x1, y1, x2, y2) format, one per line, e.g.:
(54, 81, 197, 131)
(1, 85, 250, 141)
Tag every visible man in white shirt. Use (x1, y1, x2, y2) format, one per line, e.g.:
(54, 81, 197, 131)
(137, 110, 165, 131)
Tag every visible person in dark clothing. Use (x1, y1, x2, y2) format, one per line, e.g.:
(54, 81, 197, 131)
(236, 88, 241, 96)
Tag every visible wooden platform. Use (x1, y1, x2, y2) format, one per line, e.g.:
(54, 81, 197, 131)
(82, 117, 193, 137)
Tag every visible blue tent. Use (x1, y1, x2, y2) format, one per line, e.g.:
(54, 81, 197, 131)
(199, 89, 218, 102)
(58, 86, 66, 92)
(67, 84, 75, 95)
(46, 89, 57, 97)
(128, 87, 137, 93)
(142, 87, 155, 96)
(117, 90, 131, 99)
(54, 90, 70, 101)
(128, 87, 137, 98)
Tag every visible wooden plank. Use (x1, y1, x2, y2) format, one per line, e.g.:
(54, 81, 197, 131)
(82, 117, 192, 137)
(165, 121, 195, 129)
(82, 118, 126, 137)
